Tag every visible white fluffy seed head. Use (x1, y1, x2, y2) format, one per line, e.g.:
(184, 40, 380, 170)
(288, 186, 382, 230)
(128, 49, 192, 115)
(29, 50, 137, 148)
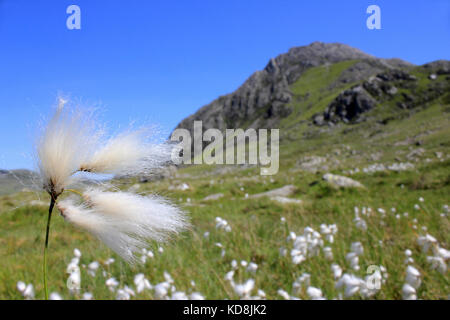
(57, 191, 188, 263)
(36, 100, 99, 195)
(83, 188, 188, 239)
(80, 129, 173, 176)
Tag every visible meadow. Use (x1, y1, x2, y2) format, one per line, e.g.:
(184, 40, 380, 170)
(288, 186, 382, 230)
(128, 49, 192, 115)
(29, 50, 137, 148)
(1, 59, 449, 300)
(1, 144, 448, 299)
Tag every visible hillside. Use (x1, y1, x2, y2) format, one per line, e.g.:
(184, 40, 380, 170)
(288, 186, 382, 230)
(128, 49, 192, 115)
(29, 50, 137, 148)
(174, 42, 447, 140)
(0, 169, 39, 196)
(0, 42, 449, 300)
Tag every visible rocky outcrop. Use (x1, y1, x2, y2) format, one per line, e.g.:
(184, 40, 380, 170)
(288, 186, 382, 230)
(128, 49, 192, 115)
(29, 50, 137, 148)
(319, 85, 377, 124)
(174, 42, 387, 135)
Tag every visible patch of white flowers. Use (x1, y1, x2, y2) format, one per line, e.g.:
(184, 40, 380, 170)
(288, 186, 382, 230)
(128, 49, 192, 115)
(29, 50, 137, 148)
(215, 217, 232, 232)
(15, 198, 448, 300)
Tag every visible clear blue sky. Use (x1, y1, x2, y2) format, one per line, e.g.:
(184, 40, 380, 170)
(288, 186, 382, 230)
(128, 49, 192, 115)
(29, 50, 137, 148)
(0, 0, 449, 170)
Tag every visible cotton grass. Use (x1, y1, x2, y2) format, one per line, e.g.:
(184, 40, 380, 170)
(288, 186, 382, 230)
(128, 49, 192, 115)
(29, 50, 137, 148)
(36, 98, 187, 299)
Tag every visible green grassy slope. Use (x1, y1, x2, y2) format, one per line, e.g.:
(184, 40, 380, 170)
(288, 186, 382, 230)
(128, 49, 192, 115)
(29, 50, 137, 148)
(0, 61, 449, 300)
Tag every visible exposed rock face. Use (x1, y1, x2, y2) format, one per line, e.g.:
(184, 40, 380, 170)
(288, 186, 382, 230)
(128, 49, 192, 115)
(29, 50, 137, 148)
(203, 193, 224, 201)
(174, 42, 384, 135)
(173, 41, 447, 145)
(422, 60, 450, 75)
(321, 85, 377, 124)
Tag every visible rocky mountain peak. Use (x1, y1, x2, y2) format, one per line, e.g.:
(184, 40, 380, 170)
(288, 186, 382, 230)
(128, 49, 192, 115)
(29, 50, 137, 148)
(173, 42, 416, 138)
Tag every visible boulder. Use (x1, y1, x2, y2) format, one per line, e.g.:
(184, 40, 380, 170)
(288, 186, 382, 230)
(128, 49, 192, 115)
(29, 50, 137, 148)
(322, 173, 364, 188)
(249, 185, 296, 199)
(203, 193, 224, 201)
(323, 85, 377, 124)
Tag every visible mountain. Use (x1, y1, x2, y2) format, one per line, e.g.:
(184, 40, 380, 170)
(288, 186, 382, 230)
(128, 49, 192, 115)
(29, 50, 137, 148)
(0, 169, 39, 196)
(173, 42, 448, 138)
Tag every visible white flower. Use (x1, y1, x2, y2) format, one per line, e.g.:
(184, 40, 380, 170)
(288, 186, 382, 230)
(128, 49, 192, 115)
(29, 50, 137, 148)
(215, 217, 231, 232)
(417, 234, 437, 253)
(67, 268, 81, 294)
(37, 101, 99, 195)
(80, 129, 172, 177)
(66, 257, 79, 274)
(257, 289, 266, 298)
(224, 270, 235, 282)
(16, 281, 26, 293)
(346, 252, 360, 271)
(87, 261, 100, 277)
(171, 291, 188, 300)
(335, 274, 364, 298)
(405, 266, 421, 289)
(82, 292, 93, 300)
(57, 189, 187, 263)
(231, 260, 238, 269)
(293, 273, 310, 294)
(233, 279, 255, 298)
(163, 271, 174, 284)
(247, 262, 258, 273)
(402, 283, 417, 300)
(49, 292, 63, 300)
(190, 292, 205, 300)
(323, 247, 333, 260)
(351, 242, 364, 256)
(427, 256, 447, 274)
(306, 287, 323, 300)
(154, 282, 170, 299)
(116, 286, 135, 300)
(134, 273, 152, 293)
(73, 248, 81, 258)
(354, 214, 367, 231)
(277, 289, 291, 300)
(19, 283, 35, 300)
(331, 264, 342, 279)
(106, 277, 119, 292)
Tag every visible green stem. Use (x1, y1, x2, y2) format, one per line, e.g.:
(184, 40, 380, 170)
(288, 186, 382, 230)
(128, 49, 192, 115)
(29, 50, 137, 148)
(43, 197, 55, 300)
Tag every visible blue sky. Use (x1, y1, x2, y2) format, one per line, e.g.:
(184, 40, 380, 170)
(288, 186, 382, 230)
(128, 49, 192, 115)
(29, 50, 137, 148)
(0, 0, 449, 170)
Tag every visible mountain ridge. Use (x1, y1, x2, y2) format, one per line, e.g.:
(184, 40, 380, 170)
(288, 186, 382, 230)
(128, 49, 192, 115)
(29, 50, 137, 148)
(173, 42, 447, 138)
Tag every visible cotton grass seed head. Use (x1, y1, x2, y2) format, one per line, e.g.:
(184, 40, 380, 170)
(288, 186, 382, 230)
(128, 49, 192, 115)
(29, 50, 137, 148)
(36, 99, 188, 277)
(37, 99, 99, 196)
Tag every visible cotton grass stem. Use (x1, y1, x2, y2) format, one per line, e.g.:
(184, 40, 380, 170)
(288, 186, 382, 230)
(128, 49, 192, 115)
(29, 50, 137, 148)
(66, 189, 83, 197)
(43, 196, 56, 300)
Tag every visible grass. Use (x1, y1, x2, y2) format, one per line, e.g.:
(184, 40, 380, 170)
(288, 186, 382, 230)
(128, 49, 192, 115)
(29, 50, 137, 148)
(1, 60, 449, 300)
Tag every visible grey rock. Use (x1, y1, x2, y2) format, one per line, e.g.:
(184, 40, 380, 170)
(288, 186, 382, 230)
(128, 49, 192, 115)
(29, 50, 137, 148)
(297, 156, 327, 172)
(249, 185, 296, 199)
(322, 85, 377, 123)
(323, 173, 365, 188)
(203, 193, 224, 201)
(173, 42, 405, 139)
